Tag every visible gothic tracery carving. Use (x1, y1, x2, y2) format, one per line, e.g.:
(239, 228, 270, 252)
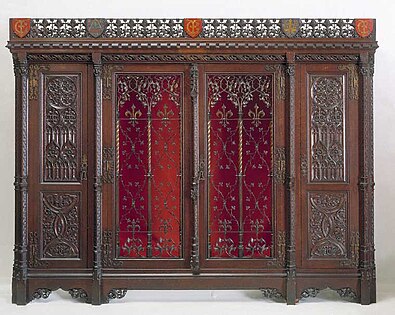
(310, 75, 345, 182)
(41, 192, 80, 258)
(309, 192, 347, 258)
(43, 75, 80, 182)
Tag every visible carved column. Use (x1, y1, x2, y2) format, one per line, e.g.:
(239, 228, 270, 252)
(92, 53, 103, 305)
(359, 52, 376, 305)
(190, 63, 200, 274)
(12, 53, 29, 305)
(286, 53, 296, 305)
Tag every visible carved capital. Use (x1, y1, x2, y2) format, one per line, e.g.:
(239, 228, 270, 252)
(286, 64, 295, 77)
(359, 64, 370, 77)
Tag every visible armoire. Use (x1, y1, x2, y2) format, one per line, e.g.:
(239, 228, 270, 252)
(8, 18, 377, 305)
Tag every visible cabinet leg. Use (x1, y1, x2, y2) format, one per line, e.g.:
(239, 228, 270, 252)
(286, 271, 297, 305)
(91, 276, 103, 305)
(360, 268, 376, 305)
(12, 278, 28, 305)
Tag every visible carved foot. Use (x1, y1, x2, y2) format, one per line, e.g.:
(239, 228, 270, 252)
(32, 288, 52, 300)
(107, 288, 127, 302)
(69, 288, 89, 302)
(300, 287, 358, 302)
(260, 288, 285, 302)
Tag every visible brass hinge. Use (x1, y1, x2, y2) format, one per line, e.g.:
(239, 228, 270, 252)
(80, 154, 88, 181)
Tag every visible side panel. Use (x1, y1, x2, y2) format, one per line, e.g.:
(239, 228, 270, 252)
(28, 64, 91, 270)
(299, 64, 359, 270)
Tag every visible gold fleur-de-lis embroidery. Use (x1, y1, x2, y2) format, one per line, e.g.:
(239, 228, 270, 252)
(248, 103, 265, 127)
(125, 104, 142, 127)
(216, 104, 233, 127)
(157, 104, 174, 121)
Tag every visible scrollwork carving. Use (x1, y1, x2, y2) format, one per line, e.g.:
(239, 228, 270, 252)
(29, 64, 49, 100)
(300, 287, 320, 298)
(338, 64, 358, 100)
(102, 230, 123, 268)
(32, 288, 52, 300)
(69, 288, 88, 300)
(103, 64, 123, 100)
(268, 231, 286, 267)
(300, 287, 357, 302)
(340, 231, 359, 268)
(336, 287, 357, 300)
(309, 192, 347, 258)
(102, 147, 115, 184)
(260, 288, 284, 301)
(108, 288, 127, 300)
(41, 192, 80, 258)
(265, 64, 286, 101)
(300, 154, 308, 178)
(274, 148, 286, 184)
(28, 232, 48, 268)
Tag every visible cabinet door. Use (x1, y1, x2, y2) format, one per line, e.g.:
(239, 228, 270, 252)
(198, 64, 286, 271)
(102, 64, 192, 270)
(299, 64, 359, 269)
(28, 63, 91, 269)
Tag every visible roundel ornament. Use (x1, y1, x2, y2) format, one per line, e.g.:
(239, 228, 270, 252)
(355, 19, 374, 38)
(184, 19, 203, 38)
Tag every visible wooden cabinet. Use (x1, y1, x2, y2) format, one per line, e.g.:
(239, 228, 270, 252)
(8, 18, 377, 305)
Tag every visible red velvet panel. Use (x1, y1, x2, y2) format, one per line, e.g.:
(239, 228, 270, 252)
(117, 74, 182, 258)
(208, 74, 273, 259)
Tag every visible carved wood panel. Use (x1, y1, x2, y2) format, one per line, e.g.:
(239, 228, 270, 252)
(41, 192, 80, 258)
(42, 74, 81, 182)
(309, 75, 346, 182)
(308, 192, 347, 258)
(300, 64, 359, 270)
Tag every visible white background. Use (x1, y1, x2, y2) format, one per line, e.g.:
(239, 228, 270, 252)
(0, 0, 394, 313)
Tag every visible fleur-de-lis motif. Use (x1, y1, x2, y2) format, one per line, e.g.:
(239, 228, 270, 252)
(218, 219, 233, 236)
(248, 103, 265, 127)
(125, 104, 142, 127)
(250, 219, 265, 236)
(216, 104, 233, 127)
(157, 104, 174, 126)
(126, 218, 141, 238)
